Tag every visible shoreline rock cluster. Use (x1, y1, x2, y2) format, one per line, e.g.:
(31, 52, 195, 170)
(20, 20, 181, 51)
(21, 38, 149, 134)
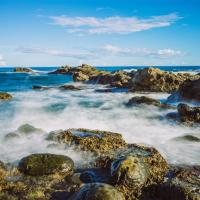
(0, 128, 199, 200)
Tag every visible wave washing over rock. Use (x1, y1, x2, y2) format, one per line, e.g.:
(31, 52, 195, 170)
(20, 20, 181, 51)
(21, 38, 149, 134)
(0, 65, 200, 199)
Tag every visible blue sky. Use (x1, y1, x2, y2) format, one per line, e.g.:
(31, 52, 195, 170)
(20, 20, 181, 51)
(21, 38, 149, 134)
(0, 0, 200, 66)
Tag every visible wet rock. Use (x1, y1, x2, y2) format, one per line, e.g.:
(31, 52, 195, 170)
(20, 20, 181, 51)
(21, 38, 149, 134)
(130, 68, 199, 93)
(111, 156, 149, 188)
(95, 144, 168, 199)
(46, 128, 126, 155)
(13, 67, 33, 73)
(0, 160, 6, 180)
(69, 183, 125, 200)
(126, 96, 174, 109)
(168, 78, 200, 103)
(59, 84, 81, 91)
(18, 153, 74, 176)
(141, 165, 200, 200)
(167, 103, 200, 124)
(49, 65, 73, 74)
(0, 92, 12, 100)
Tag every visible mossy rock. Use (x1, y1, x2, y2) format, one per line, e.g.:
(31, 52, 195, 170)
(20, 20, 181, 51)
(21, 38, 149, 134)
(111, 156, 149, 188)
(46, 128, 127, 155)
(69, 183, 125, 200)
(0, 92, 12, 100)
(18, 153, 74, 176)
(0, 160, 7, 180)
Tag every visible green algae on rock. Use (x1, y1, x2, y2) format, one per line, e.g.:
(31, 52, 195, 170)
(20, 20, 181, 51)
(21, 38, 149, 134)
(0, 92, 12, 100)
(18, 153, 74, 176)
(69, 183, 125, 200)
(46, 128, 127, 155)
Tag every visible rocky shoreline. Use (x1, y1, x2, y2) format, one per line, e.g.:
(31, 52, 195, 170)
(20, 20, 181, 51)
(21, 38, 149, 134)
(1, 127, 199, 200)
(0, 64, 200, 199)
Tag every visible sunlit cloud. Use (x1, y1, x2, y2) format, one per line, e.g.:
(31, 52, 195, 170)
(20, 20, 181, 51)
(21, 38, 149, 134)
(0, 54, 6, 66)
(50, 13, 181, 34)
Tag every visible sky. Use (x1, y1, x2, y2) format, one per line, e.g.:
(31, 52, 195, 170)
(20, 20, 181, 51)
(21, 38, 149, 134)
(0, 0, 200, 66)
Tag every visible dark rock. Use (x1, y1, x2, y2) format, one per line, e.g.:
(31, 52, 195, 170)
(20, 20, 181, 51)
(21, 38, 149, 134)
(177, 103, 200, 124)
(167, 103, 200, 124)
(130, 68, 200, 93)
(18, 153, 74, 176)
(0, 92, 12, 100)
(46, 128, 126, 155)
(32, 85, 52, 90)
(13, 67, 33, 73)
(69, 183, 125, 200)
(49, 65, 73, 74)
(168, 78, 200, 103)
(59, 84, 81, 91)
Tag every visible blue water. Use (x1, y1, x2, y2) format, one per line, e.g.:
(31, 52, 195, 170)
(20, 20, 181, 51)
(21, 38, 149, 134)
(0, 66, 200, 92)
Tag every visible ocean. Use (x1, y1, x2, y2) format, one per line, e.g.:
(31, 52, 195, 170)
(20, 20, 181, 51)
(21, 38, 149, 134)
(0, 66, 200, 166)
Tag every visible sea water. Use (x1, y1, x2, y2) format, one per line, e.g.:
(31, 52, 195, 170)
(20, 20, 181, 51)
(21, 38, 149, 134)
(0, 66, 200, 166)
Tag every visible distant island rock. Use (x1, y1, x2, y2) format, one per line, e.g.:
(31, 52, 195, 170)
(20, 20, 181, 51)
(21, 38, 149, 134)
(13, 67, 33, 73)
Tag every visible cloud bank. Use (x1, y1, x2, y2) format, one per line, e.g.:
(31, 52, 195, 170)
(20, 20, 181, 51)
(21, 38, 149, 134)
(0, 55, 6, 66)
(50, 13, 181, 34)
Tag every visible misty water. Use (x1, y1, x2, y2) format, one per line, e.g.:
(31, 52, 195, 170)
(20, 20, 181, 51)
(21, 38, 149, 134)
(0, 67, 200, 166)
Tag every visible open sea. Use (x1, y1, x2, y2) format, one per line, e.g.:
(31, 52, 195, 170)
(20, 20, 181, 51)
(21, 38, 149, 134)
(0, 66, 200, 167)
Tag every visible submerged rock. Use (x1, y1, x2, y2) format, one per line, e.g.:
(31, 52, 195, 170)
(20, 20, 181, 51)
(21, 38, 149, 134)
(168, 78, 200, 103)
(17, 124, 43, 135)
(0, 92, 12, 100)
(4, 132, 19, 141)
(59, 84, 82, 90)
(69, 183, 125, 200)
(18, 153, 74, 176)
(46, 128, 126, 155)
(32, 85, 52, 90)
(172, 134, 200, 142)
(130, 68, 199, 93)
(13, 67, 33, 73)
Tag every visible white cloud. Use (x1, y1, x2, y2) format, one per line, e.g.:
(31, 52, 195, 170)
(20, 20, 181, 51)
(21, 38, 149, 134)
(102, 44, 183, 58)
(17, 47, 93, 59)
(50, 13, 181, 34)
(0, 54, 6, 66)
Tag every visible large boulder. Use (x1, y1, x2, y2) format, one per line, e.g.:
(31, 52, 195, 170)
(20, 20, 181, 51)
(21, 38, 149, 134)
(89, 71, 131, 88)
(0, 92, 12, 100)
(130, 68, 199, 92)
(168, 78, 200, 103)
(18, 153, 74, 176)
(95, 144, 168, 199)
(69, 183, 125, 200)
(46, 128, 127, 155)
(13, 67, 33, 73)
